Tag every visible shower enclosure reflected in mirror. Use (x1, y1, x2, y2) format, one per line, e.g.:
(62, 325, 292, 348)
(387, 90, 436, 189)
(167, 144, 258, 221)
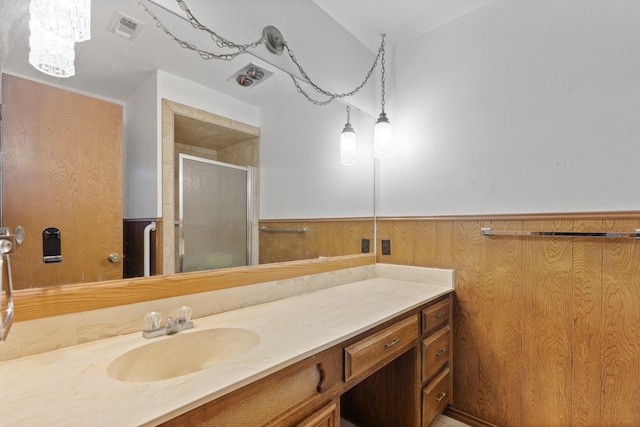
(178, 155, 253, 273)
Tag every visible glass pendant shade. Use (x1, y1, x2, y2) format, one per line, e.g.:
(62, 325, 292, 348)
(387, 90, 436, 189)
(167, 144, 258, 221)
(374, 112, 392, 159)
(29, 20, 76, 78)
(340, 123, 357, 166)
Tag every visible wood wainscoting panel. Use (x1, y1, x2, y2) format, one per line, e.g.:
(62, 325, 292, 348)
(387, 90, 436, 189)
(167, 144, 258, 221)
(435, 221, 454, 269)
(450, 221, 480, 414)
(602, 219, 640, 426)
(376, 219, 414, 265)
(377, 212, 640, 427)
(571, 219, 603, 426)
(521, 220, 573, 426)
(413, 221, 439, 267)
(259, 218, 374, 264)
(476, 220, 523, 426)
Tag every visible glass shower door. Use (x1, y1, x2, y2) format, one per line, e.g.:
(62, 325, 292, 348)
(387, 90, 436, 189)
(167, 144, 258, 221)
(179, 154, 252, 272)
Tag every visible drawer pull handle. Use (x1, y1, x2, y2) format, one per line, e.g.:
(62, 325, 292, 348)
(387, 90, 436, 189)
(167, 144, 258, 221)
(435, 392, 447, 402)
(436, 348, 447, 357)
(384, 338, 400, 349)
(435, 312, 446, 319)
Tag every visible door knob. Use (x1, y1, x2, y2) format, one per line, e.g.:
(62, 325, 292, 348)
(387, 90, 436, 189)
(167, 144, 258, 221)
(107, 253, 121, 263)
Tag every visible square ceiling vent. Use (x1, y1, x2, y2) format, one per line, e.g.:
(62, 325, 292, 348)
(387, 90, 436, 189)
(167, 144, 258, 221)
(111, 12, 145, 40)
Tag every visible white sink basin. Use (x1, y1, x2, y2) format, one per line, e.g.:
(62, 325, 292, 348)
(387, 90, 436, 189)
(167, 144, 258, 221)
(107, 328, 260, 383)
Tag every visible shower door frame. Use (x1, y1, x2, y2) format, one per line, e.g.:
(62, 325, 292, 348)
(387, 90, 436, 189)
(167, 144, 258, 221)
(178, 154, 253, 273)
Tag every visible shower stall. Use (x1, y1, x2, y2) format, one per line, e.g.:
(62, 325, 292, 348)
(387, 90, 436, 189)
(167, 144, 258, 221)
(178, 154, 253, 273)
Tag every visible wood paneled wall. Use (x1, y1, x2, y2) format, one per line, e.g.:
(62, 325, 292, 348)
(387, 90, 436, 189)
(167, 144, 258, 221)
(377, 214, 640, 427)
(259, 218, 374, 264)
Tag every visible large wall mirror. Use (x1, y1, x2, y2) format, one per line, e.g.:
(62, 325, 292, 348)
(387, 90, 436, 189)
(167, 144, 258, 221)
(0, 0, 377, 297)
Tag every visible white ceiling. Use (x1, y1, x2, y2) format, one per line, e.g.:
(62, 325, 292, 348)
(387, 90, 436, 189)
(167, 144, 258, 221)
(312, 0, 495, 51)
(0, 0, 494, 106)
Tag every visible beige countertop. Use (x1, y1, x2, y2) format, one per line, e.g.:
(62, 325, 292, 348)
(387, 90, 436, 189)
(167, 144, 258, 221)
(1, 274, 452, 426)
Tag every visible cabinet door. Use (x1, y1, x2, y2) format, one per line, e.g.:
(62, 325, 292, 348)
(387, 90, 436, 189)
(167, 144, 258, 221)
(422, 299, 449, 335)
(344, 315, 418, 381)
(422, 325, 450, 382)
(297, 401, 338, 427)
(423, 368, 450, 427)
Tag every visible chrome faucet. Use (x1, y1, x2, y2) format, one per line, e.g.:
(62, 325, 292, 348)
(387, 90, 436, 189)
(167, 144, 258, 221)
(143, 306, 194, 339)
(165, 316, 181, 335)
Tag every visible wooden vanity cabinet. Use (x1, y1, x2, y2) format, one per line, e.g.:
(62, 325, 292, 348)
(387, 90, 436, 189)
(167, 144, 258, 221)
(161, 293, 453, 427)
(297, 401, 340, 427)
(340, 315, 421, 427)
(159, 346, 343, 427)
(341, 294, 453, 427)
(421, 295, 453, 427)
(344, 315, 419, 382)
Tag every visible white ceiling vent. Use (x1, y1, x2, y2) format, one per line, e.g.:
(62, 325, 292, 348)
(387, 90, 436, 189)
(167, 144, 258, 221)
(112, 12, 144, 41)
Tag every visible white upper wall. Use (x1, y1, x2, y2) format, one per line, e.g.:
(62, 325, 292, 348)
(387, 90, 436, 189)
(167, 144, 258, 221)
(378, 0, 640, 216)
(123, 72, 158, 219)
(260, 92, 375, 219)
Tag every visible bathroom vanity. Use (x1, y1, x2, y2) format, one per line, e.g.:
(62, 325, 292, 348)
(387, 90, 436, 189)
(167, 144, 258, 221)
(163, 293, 452, 427)
(0, 264, 453, 426)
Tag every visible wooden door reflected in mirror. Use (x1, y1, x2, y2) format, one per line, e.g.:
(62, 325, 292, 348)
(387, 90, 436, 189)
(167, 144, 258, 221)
(2, 74, 123, 290)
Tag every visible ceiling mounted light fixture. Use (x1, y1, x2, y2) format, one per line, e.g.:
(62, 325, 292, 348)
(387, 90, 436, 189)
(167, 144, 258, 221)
(340, 105, 357, 166)
(28, 0, 92, 78)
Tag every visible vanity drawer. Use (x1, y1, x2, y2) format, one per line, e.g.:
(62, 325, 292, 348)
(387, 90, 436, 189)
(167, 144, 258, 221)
(422, 325, 450, 383)
(422, 299, 449, 336)
(344, 315, 418, 382)
(422, 367, 450, 427)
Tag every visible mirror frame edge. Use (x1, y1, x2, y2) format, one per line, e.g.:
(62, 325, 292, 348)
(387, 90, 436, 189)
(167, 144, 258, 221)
(13, 254, 376, 322)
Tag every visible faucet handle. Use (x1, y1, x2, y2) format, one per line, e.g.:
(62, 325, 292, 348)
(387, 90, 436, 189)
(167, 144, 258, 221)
(144, 311, 162, 331)
(177, 306, 192, 323)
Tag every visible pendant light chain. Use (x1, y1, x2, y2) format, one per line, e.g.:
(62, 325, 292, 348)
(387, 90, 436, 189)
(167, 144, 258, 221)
(136, 0, 266, 61)
(284, 36, 386, 106)
(174, 0, 267, 52)
(380, 35, 386, 113)
(137, 0, 387, 105)
(290, 75, 335, 106)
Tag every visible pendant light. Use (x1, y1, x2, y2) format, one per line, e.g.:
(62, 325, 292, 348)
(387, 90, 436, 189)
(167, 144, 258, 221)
(374, 35, 391, 159)
(340, 105, 357, 165)
(28, 0, 92, 78)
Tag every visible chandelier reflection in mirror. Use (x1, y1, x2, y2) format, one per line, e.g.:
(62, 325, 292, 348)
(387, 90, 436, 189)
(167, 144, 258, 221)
(28, 0, 91, 78)
(136, 0, 392, 163)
